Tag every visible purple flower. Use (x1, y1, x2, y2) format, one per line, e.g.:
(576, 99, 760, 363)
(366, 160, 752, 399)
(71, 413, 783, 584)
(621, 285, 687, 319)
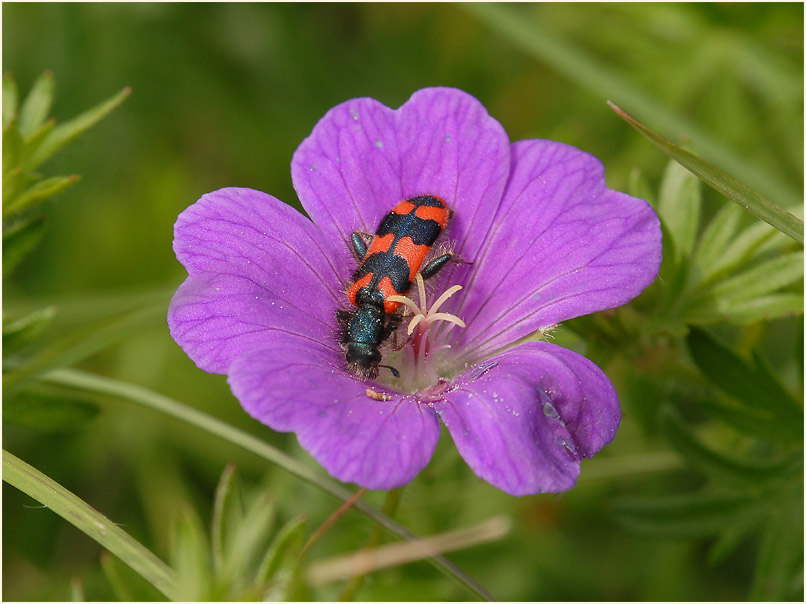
(168, 88, 661, 496)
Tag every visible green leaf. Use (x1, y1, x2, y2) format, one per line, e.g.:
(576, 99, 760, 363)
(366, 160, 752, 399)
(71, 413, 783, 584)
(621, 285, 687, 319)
(687, 327, 803, 434)
(749, 499, 805, 601)
(20, 117, 55, 162)
(2, 299, 167, 391)
(661, 406, 789, 487)
(170, 504, 213, 601)
(707, 522, 761, 566)
(3, 388, 99, 431)
(26, 86, 131, 171)
(612, 491, 761, 538)
(693, 202, 743, 276)
(3, 73, 19, 125)
(211, 463, 244, 575)
(700, 252, 803, 303)
(697, 398, 783, 442)
(220, 490, 277, 595)
(685, 293, 804, 326)
(3, 120, 23, 176)
(627, 167, 654, 206)
(2, 449, 179, 600)
(609, 102, 803, 243)
(41, 368, 496, 602)
(2, 213, 46, 277)
(255, 515, 308, 600)
(658, 157, 701, 262)
(463, 3, 801, 209)
(17, 71, 54, 138)
(100, 552, 167, 602)
(2, 306, 58, 353)
(702, 222, 784, 286)
(3, 174, 80, 219)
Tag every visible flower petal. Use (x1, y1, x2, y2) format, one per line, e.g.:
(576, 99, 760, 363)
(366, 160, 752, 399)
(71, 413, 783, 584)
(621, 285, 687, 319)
(455, 140, 662, 360)
(168, 187, 345, 373)
(433, 341, 619, 495)
(291, 88, 510, 261)
(228, 332, 441, 490)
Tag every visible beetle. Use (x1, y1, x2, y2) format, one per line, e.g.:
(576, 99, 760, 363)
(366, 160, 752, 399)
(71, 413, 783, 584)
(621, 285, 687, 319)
(337, 194, 453, 378)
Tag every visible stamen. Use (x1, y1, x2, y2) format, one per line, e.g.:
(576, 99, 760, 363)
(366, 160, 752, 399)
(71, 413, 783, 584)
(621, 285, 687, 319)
(386, 274, 466, 390)
(387, 276, 466, 335)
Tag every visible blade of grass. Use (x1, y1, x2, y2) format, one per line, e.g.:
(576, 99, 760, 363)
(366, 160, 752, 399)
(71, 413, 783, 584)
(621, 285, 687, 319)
(609, 102, 803, 243)
(2, 449, 179, 600)
(41, 368, 496, 602)
(463, 2, 802, 209)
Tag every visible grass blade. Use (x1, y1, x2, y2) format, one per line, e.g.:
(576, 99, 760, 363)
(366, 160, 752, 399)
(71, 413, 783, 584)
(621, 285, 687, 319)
(2, 449, 179, 600)
(41, 368, 496, 602)
(463, 2, 802, 209)
(609, 102, 803, 243)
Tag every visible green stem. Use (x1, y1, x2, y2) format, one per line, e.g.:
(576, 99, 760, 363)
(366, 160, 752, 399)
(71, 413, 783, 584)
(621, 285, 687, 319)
(2, 449, 179, 601)
(41, 368, 495, 602)
(339, 487, 405, 601)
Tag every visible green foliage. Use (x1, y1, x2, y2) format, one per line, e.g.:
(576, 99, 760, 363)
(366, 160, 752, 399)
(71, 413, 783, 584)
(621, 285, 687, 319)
(639, 159, 802, 335)
(2, 4, 803, 602)
(2, 71, 129, 258)
(168, 466, 309, 601)
(610, 102, 803, 242)
(3, 387, 99, 431)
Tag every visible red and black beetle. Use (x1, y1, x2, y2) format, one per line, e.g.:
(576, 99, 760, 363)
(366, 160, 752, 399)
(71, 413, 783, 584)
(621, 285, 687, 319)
(337, 194, 453, 378)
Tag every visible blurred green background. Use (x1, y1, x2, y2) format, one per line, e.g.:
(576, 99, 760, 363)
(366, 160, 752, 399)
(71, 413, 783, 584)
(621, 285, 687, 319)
(3, 3, 803, 601)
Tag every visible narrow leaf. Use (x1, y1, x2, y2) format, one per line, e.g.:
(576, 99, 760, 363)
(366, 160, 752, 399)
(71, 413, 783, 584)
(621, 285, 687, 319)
(2, 306, 58, 353)
(661, 406, 788, 487)
(693, 202, 743, 275)
(658, 157, 701, 262)
(41, 368, 496, 602)
(100, 552, 167, 602)
(3, 388, 100, 431)
(2, 300, 166, 391)
(17, 71, 54, 138)
(3, 120, 23, 176)
(627, 167, 654, 206)
(222, 490, 277, 587)
(20, 117, 55, 161)
(697, 399, 783, 442)
(749, 500, 805, 601)
(2, 449, 179, 600)
(701, 251, 803, 303)
(255, 515, 307, 600)
(463, 3, 801, 208)
(706, 522, 760, 567)
(703, 221, 784, 285)
(685, 293, 804, 326)
(2, 213, 46, 277)
(3, 174, 80, 219)
(3, 73, 19, 125)
(612, 491, 760, 537)
(211, 463, 243, 574)
(687, 328, 803, 433)
(609, 102, 803, 243)
(26, 86, 131, 171)
(170, 504, 213, 601)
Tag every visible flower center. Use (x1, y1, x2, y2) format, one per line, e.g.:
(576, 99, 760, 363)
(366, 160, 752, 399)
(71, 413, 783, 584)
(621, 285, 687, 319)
(385, 273, 466, 392)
